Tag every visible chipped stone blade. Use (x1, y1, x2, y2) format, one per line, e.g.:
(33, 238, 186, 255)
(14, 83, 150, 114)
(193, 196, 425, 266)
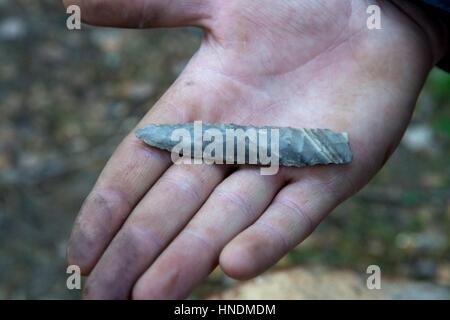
(136, 123, 352, 167)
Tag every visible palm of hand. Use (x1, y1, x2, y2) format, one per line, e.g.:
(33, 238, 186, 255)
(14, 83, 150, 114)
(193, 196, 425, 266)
(65, 0, 435, 299)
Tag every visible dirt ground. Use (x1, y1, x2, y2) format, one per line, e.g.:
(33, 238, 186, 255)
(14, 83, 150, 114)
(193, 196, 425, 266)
(0, 1, 449, 299)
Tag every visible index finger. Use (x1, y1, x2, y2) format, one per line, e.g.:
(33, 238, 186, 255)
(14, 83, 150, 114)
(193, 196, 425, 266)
(67, 89, 195, 274)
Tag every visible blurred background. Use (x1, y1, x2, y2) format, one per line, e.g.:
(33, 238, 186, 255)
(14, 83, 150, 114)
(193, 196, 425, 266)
(0, 0, 449, 299)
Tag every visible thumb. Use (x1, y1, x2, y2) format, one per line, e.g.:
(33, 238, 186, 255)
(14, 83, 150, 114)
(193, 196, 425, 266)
(63, 0, 213, 28)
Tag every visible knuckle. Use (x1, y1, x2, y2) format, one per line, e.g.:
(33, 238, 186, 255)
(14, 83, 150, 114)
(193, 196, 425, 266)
(122, 223, 164, 252)
(89, 186, 132, 211)
(182, 228, 217, 254)
(273, 196, 315, 234)
(158, 174, 203, 203)
(67, 187, 132, 268)
(79, 187, 131, 228)
(254, 220, 290, 251)
(214, 188, 254, 218)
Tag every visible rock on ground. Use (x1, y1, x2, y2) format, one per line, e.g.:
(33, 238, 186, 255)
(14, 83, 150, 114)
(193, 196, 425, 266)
(208, 266, 450, 300)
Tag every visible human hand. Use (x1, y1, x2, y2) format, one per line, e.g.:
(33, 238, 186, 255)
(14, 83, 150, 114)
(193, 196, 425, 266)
(64, 0, 448, 299)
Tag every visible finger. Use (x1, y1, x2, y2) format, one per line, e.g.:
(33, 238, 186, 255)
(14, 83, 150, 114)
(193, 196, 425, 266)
(67, 135, 171, 274)
(62, 0, 213, 28)
(132, 168, 285, 299)
(83, 164, 227, 299)
(220, 167, 356, 280)
(67, 77, 200, 274)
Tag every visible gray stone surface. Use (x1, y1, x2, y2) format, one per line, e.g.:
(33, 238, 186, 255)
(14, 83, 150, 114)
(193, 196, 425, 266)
(136, 122, 353, 167)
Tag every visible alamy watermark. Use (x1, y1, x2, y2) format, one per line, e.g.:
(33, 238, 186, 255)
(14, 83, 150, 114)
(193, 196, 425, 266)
(66, 4, 381, 31)
(366, 265, 382, 290)
(66, 5, 81, 30)
(170, 121, 280, 175)
(66, 265, 81, 290)
(367, 5, 382, 30)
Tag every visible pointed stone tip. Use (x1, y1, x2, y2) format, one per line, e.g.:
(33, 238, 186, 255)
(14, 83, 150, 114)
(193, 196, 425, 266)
(135, 127, 146, 140)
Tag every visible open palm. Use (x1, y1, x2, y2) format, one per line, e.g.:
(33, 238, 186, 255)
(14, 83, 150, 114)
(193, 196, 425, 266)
(64, 0, 446, 299)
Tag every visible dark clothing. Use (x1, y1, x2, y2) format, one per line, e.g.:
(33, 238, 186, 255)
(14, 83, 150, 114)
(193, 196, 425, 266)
(420, 0, 450, 12)
(419, 0, 450, 71)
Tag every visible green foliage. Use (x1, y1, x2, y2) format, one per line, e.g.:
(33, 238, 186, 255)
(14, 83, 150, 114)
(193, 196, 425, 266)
(426, 68, 450, 103)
